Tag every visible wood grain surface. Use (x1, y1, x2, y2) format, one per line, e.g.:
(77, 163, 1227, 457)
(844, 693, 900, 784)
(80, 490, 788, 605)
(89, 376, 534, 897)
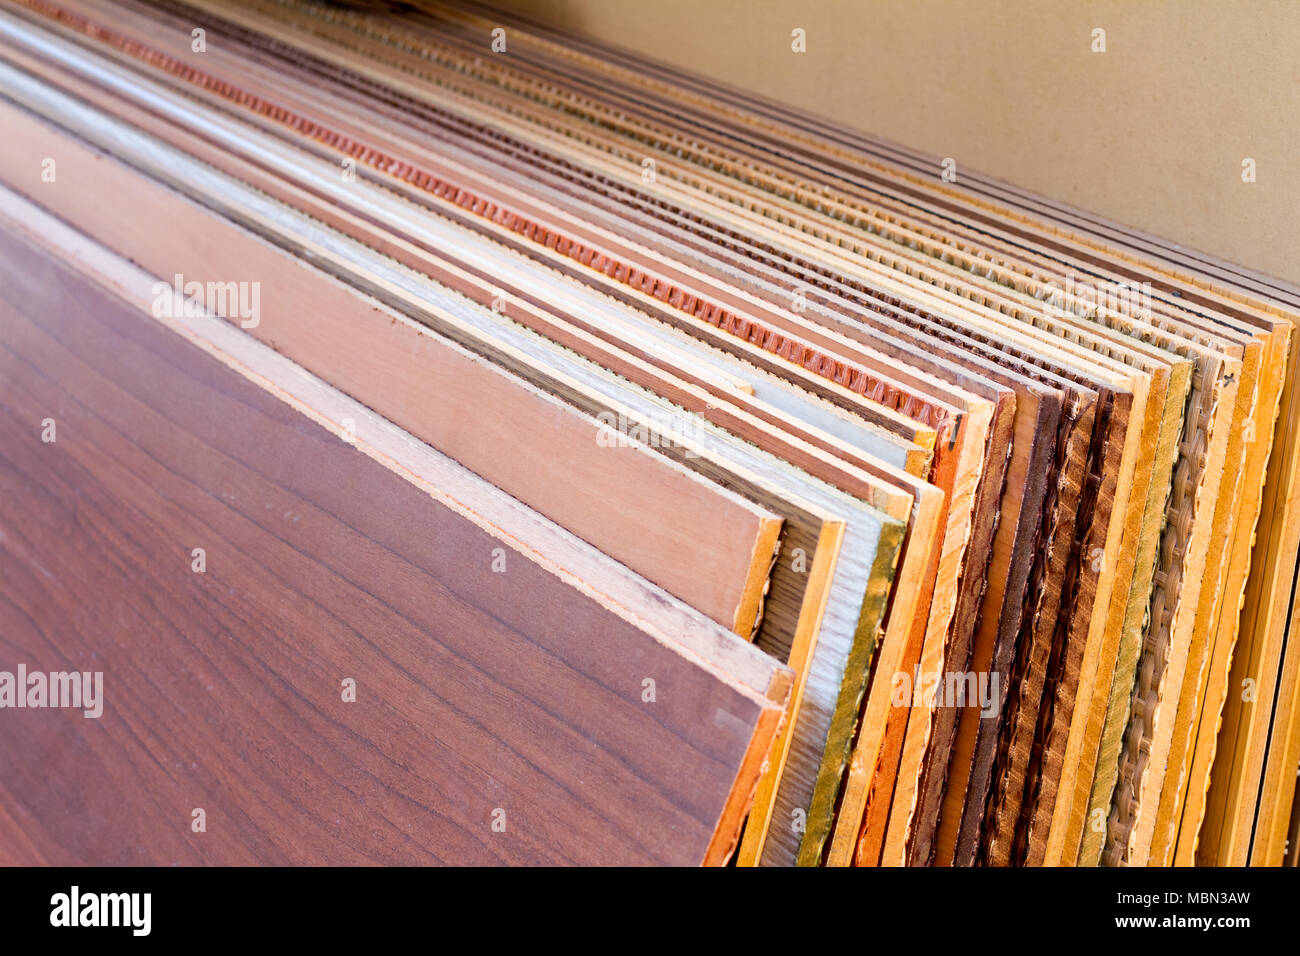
(0, 218, 797, 865)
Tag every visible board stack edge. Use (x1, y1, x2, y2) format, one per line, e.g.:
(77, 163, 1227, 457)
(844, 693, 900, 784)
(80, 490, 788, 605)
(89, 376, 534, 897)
(0, 0, 1296, 865)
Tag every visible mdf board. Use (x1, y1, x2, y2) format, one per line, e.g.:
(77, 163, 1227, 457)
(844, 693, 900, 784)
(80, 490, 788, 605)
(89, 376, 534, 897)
(863, 385, 1034, 863)
(794, 318, 1015, 865)
(1188, 304, 1295, 869)
(327, 65, 1013, 868)
(975, 370, 1125, 868)
(980, 327, 1255, 868)
(0, 213, 794, 866)
(1109, 318, 1269, 864)
(1203, 510, 1300, 867)
(424, 154, 1017, 861)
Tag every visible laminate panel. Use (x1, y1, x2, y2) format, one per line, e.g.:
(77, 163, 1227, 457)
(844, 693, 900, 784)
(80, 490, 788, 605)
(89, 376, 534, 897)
(0, 216, 792, 866)
(1053, 357, 1190, 864)
(858, 341, 1100, 866)
(978, 380, 1100, 866)
(1198, 358, 1300, 865)
(1174, 342, 1290, 865)
(1145, 346, 1264, 865)
(4, 93, 793, 643)
(832, 319, 1138, 868)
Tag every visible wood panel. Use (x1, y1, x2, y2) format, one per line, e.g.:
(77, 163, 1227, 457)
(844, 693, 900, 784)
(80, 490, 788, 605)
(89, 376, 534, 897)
(0, 212, 792, 865)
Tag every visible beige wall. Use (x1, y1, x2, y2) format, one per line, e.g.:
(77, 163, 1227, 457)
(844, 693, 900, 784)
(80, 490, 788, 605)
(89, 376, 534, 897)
(490, 0, 1300, 284)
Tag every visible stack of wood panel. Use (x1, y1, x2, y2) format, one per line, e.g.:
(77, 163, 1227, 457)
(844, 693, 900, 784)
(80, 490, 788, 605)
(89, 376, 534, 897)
(1, 0, 1297, 866)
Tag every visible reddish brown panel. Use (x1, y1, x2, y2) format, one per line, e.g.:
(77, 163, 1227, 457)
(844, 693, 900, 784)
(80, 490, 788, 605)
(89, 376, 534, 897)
(0, 227, 783, 866)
